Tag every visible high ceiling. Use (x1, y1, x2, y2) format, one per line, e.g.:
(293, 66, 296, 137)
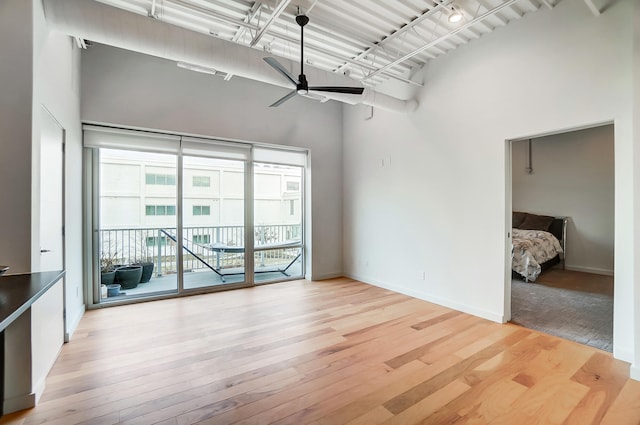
(94, 0, 562, 88)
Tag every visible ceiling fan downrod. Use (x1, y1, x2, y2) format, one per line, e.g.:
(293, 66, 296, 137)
(296, 14, 310, 94)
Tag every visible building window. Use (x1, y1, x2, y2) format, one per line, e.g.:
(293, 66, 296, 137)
(193, 205, 211, 216)
(146, 173, 176, 185)
(145, 205, 176, 216)
(193, 176, 211, 187)
(286, 181, 299, 191)
(192, 235, 211, 244)
(289, 200, 295, 215)
(146, 236, 168, 247)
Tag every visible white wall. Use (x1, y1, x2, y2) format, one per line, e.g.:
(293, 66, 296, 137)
(0, 0, 33, 274)
(33, 0, 84, 338)
(0, 2, 80, 409)
(512, 125, 614, 275)
(633, 0, 640, 381)
(81, 44, 344, 279)
(343, 0, 636, 365)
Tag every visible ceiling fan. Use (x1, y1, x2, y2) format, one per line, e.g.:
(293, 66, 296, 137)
(263, 14, 364, 107)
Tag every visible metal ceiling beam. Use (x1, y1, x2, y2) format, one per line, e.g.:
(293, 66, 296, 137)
(249, 0, 291, 47)
(170, 0, 260, 32)
(226, 2, 264, 81)
(335, 0, 454, 73)
(520, 0, 540, 11)
(540, 0, 554, 10)
(232, 1, 262, 42)
(271, 30, 421, 86)
(455, 1, 493, 33)
(363, 0, 521, 81)
(305, 0, 320, 14)
(583, 0, 601, 16)
(475, 0, 508, 25)
(149, 0, 158, 18)
(156, 0, 418, 85)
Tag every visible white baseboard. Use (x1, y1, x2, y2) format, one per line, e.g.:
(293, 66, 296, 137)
(310, 271, 344, 281)
(65, 303, 86, 342)
(630, 364, 640, 381)
(565, 265, 614, 276)
(345, 272, 504, 323)
(3, 392, 35, 415)
(614, 345, 634, 364)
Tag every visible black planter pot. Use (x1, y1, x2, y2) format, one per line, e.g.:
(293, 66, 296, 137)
(135, 262, 154, 283)
(115, 265, 142, 289)
(101, 270, 116, 285)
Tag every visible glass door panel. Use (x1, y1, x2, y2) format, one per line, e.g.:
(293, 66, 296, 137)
(253, 163, 304, 283)
(182, 156, 245, 289)
(99, 149, 178, 300)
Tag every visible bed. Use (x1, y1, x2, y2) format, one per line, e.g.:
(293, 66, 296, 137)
(511, 212, 567, 282)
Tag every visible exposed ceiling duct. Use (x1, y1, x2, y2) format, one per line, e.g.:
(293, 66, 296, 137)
(42, 0, 418, 113)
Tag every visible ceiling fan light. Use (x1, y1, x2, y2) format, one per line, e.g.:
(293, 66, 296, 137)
(297, 88, 309, 95)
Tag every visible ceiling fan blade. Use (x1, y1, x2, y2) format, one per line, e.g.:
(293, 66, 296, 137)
(301, 92, 325, 101)
(308, 86, 365, 95)
(269, 90, 298, 107)
(263, 57, 298, 86)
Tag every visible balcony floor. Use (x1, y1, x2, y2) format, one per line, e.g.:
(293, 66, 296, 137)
(102, 262, 302, 301)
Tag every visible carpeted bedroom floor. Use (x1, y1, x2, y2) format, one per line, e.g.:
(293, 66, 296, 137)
(510, 268, 613, 352)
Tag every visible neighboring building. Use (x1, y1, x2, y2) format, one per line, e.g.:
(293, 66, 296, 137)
(99, 149, 302, 230)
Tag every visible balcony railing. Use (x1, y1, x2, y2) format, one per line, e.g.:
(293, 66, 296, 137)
(99, 224, 302, 277)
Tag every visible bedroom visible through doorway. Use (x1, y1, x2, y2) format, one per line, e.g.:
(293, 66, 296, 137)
(506, 124, 614, 352)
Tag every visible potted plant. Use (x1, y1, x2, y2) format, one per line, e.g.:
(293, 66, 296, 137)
(133, 231, 155, 283)
(135, 260, 155, 283)
(100, 251, 118, 285)
(115, 265, 143, 289)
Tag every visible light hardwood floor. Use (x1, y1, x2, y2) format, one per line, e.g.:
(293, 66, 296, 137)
(3, 277, 640, 425)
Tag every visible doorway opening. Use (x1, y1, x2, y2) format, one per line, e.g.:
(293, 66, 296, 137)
(505, 123, 614, 352)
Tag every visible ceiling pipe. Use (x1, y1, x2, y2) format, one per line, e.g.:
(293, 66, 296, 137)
(42, 0, 418, 113)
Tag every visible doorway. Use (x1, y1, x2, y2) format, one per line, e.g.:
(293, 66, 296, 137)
(506, 124, 614, 351)
(39, 106, 65, 272)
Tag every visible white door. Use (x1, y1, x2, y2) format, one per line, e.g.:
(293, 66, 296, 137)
(39, 107, 64, 271)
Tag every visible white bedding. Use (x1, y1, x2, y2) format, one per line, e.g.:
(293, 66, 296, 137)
(512, 228, 563, 282)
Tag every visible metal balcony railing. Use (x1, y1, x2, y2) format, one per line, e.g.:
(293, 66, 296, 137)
(99, 224, 302, 277)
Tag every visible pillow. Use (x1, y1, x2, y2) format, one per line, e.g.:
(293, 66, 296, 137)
(519, 213, 555, 231)
(512, 211, 527, 228)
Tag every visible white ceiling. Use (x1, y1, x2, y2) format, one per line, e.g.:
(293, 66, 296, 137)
(93, 0, 565, 89)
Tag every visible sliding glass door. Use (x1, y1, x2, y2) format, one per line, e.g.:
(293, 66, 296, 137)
(98, 148, 178, 299)
(86, 126, 306, 305)
(253, 162, 303, 283)
(182, 156, 245, 289)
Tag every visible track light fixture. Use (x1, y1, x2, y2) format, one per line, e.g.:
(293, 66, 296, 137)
(448, 5, 463, 23)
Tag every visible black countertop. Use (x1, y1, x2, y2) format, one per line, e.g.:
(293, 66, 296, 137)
(0, 270, 65, 332)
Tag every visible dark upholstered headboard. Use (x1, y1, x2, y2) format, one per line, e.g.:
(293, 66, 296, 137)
(548, 217, 567, 242)
(513, 211, 567, 242)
